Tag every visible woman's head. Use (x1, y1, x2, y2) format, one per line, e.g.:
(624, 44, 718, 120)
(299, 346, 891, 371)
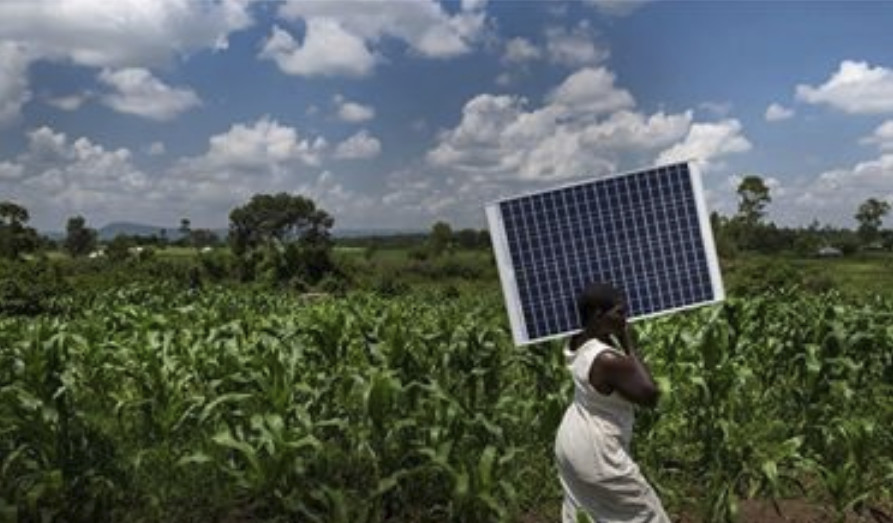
(577, 282, 627, 335)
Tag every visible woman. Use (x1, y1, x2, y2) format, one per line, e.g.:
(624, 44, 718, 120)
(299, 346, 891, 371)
(554, 282, 669, 522)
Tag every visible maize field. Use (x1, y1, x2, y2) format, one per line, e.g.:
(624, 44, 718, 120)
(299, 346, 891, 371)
(1, 285, 891, 522)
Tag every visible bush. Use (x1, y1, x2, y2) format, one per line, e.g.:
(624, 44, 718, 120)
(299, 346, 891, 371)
(0, 258, 70, 315)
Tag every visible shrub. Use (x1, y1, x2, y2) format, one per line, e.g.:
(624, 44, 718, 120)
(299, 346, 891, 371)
(0, 258, 70, 316)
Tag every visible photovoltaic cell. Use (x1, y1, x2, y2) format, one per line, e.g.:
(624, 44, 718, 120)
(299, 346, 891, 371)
(486, 162, 724, 346)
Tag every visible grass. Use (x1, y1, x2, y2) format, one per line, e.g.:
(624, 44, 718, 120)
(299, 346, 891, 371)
(791, 253, 893, 295)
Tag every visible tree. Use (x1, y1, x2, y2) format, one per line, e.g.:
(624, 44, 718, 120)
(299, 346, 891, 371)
(429, 221, 453, 256)
(191, 228, 220, 248)
(229, 193, 332, 253)
(736, 175, 771, 225)
(228, 193, 335, 283)
(855, 198, 890, 246)
(0, 201, 39, 259)
(64, 215, 98, 257)
(178, 218, 192, 247)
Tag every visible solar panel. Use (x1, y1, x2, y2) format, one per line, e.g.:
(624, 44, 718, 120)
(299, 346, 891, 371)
(486, 161, 724, 346)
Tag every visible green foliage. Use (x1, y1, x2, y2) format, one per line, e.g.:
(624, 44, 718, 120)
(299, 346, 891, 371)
(0, 258, 69, 315)
(1, 285, 890, 522)
(736, 175, 771, 226)
(429, 221, 453, 257)
(64, 215, 98, 258)
(855, 197, 891, 246)
(228, 193, 336, 286)
(229, 193, 333, 255)
(0, 201, 40, 260)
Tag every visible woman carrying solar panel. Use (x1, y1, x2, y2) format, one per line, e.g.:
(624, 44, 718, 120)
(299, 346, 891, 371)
(554, 282, 670, 523)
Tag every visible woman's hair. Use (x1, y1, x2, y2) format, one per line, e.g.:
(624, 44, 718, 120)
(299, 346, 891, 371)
(577, 282, 624, 326)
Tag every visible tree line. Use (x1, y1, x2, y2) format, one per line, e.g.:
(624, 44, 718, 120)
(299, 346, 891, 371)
(2, 180, 890, 266)
(712, 175, 891, 257)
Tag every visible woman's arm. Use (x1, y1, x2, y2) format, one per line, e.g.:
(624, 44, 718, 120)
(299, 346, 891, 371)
(588, 328, 661, 407)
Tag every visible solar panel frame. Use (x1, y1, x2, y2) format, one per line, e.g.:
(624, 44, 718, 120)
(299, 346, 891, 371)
(486, 161, 725, 346)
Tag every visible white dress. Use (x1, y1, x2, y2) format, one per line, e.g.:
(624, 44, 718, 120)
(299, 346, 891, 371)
(554, 338, 669, 523)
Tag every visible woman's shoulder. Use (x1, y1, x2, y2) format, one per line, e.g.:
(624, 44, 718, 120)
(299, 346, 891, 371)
(565, 335, 611, 360)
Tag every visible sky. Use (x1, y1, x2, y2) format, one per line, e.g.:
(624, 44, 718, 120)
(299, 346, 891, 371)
(1, 0, 893, 233)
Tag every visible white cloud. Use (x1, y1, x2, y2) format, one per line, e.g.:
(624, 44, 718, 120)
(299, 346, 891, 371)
(796, 60, 893, 114)
(334, 130, 381, 159)
(0, 126, 160, 228)
(769, 155, 893, 226)
(545, 22, 608, 67)
(546, 67, 634, 116)
(582, 0, 650, 17)
(0, 0, 255, 69)
(427, 69, 695, 183)
(656, 119, 751, 172)
(502, 37, 541, 64)
(495, 72, 513, 86)
(860, 120, 893, 151)
(98, 68, 200, 121)
(146, 141, 166, 156)
(334, 95, 375, 122)
(194, 116, 328, 169)
(0, 161, 24, 181)
(765, 102, 794, 121)
(46, 93, 89, 111)
(0, 1, 251, 127)
(0, 42, 32, 127)
(698, 101, 733, 117)
(259, 22, 376, 78)
(274, 0, 488, 73)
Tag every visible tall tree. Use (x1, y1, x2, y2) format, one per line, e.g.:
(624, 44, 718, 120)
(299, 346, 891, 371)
(179, 218, 192, 246)
(229, 193, 333, 254)
(229, 193, 335, 282)
(736, 175, 771, 225)
(855, 197, 891, 245)
(64, 215, 98, 257)
(429, 221, 453, 256)
(0, 201, 39, 259)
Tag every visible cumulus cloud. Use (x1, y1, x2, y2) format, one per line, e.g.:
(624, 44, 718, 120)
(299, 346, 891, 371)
(582, 0, 650, 17)
(0, 0, 255, 69)
(544, 22, 608, 67)
(187, 116, 328, 171)
(98, 68, 200, 121)
(334, 95, 375, 122)
(0, 126, 163, 228)
(259, 22, 376, 78)
(45, 93, 90, 111)
(698, 101, 732, 117)
(656, 119, 751, 172)
(860, 120, 893, 151)
(334, 130, 381, 159)
(502, 37, 541, 64)
(546, 67, 634, 116)
(774, 155, 893, 225)
(0, 161, 24, 181)
(427, 67, 702, 183)
(146, 141, 166, 156)
(796, 60, 893, 114)
(267, 0, 488, 77)
(165, 118, 381, 226)
(765, 102, 794, 121)
(0, 42, 32, 127)
(0, 1, 252, 128)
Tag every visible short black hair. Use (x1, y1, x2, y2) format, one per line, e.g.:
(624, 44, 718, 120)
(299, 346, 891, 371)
(577, 282, 625, 326)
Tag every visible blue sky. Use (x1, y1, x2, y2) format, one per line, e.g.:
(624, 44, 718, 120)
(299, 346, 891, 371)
(1, 0, 892, 232)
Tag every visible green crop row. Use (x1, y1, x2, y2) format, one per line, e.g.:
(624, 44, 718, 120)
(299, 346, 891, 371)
(1, 285, 891, 521)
